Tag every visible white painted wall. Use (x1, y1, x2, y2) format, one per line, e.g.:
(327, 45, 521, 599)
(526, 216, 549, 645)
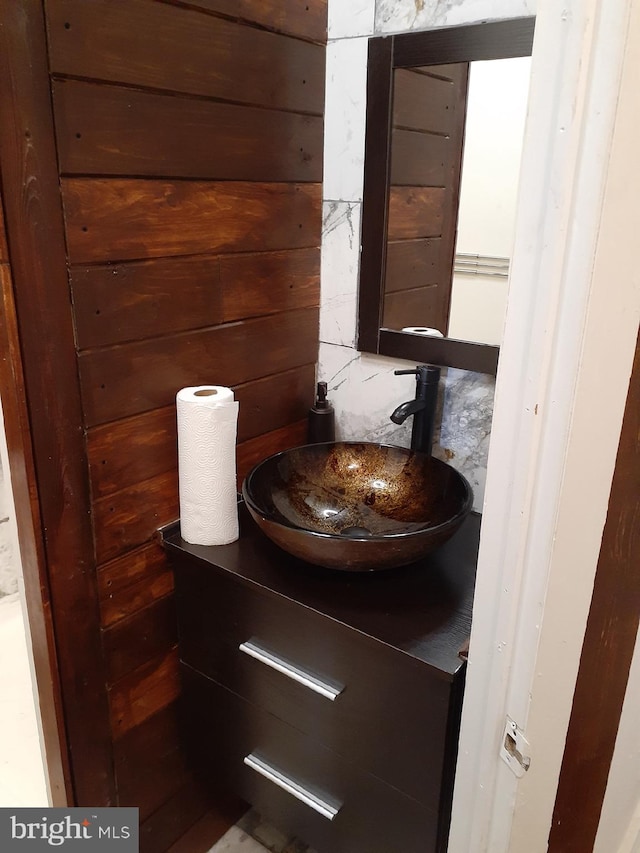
(456, 58, 531, 258)
(448, 274, 509, 345)
(449, 57, 531, 345)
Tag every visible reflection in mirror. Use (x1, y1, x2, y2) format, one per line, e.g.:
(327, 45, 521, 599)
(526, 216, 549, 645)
(358, 17, 536, 375)
(384, 56, 532, 346)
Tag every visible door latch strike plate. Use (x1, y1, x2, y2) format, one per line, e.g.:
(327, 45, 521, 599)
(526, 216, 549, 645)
(500, 716, 531, 777)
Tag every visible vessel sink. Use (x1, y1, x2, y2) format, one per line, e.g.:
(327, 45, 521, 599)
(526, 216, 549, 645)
(242, 441, 473, 571)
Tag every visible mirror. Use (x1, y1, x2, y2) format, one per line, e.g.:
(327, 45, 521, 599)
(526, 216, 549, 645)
(358, 17, 535, 375)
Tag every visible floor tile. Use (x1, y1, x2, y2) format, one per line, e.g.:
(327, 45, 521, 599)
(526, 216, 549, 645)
(207, 810, 314, 853)
(207, 824, 270, 853)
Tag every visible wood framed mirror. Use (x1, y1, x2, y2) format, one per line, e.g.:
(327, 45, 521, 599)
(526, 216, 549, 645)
(358, 17, 536, 375)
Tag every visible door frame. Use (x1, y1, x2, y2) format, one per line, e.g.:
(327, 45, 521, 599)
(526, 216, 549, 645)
(449, 0, 640, 849)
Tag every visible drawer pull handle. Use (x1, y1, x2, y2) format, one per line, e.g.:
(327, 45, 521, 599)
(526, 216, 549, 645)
(244, 753, 341, 821)
(239, 640, 343, 701)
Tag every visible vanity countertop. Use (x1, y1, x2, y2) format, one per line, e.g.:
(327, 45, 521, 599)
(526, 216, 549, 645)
(162, 503, 479, 681)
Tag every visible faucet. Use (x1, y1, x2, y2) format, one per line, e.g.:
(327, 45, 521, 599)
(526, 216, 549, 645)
(390, 364, 441, 455)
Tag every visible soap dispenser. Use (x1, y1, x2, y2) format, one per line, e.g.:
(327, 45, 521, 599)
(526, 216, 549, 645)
(307, 382, 335, 444)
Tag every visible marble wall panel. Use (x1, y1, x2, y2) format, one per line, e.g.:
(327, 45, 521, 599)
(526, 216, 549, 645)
(320, 201, 361, 348)
(328, 0, 375, 39)
(323, 37, 369, 202)
(375, 0, 536, 33)
(318, 343, 493, 510)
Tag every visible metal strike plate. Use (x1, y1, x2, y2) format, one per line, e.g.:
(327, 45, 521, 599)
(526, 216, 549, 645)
(500, 716, 531, 777)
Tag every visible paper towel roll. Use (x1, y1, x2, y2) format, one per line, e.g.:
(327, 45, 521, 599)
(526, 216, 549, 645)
(177, 385, 239, 546)
(401, 326, 445, 337)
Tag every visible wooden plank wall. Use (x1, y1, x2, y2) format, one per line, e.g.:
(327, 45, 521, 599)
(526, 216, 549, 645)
(384, 64, 468, 334)
(42, 1, 325, 849)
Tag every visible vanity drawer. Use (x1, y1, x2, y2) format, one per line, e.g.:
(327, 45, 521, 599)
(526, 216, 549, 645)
(181, 663, 439, 853)
(174, 561, 459, 811)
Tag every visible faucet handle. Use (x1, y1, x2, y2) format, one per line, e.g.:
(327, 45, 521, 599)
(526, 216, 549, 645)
(394, 365, 440, 384)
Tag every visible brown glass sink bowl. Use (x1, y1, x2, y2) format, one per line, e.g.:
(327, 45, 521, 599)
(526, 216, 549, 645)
(242, 441, 473, 572)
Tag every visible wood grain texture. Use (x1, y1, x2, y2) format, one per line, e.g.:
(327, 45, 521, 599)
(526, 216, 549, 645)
(358, 36, 393, 353)
(392, 66, 466, 134)
(98, 543, 174, 628)
(88, 407, 178, 501)
(549, 330, 640, 853)
(0, 205, 7, 260)
(78, 306, 319, 426)
(116, 704, 245, 836)
(236, 419, 308, 484)
(175, 0, 327, 43)
(87, 364, 315, 499)
(62, 178, 322, 262)
(22, 0, 327, 832)
(166, 803, 247, 853)
(114, 703, 190, 821)
(384, 61, 467, 334)
(385, 239, 443, 293)
(387, 187, 446, 240)
(93, 470, 179, 565)
(71, 256, 221, 350)
(139, 779, 213, 853)
(53, 80, 323, 182)
(379, 328, 499, 376)
(0, 0, 115, 806)
(88, 407, 177, 500)
(390, 130, 450, 187)
(384, 285, 449, 335)
(71, 247, 320, 350)
(110, 647, 181, 738)
(93, 416, 311, 565)
(103, 595, 177, 683)
(392, 17, 535, 68)
(46, 0, 325, 114)
(219, 248, 320, 323)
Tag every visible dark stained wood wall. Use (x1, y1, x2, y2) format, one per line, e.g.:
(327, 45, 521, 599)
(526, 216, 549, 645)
(384, 64, 468, 335)
(1, 1, 325, 850)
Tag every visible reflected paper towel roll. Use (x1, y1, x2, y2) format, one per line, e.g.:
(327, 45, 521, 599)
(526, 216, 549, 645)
(401, 326, 445, 338)
(177, 385, 239, 546)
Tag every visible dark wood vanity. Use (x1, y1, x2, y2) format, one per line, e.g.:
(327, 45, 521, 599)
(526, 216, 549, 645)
(163, 503, 479, 853)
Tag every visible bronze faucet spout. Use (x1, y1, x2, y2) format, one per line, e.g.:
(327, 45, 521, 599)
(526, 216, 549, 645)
(390, 365, 441, 454)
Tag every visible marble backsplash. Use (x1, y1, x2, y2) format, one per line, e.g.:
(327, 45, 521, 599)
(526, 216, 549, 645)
(318, 344, 494, 512)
